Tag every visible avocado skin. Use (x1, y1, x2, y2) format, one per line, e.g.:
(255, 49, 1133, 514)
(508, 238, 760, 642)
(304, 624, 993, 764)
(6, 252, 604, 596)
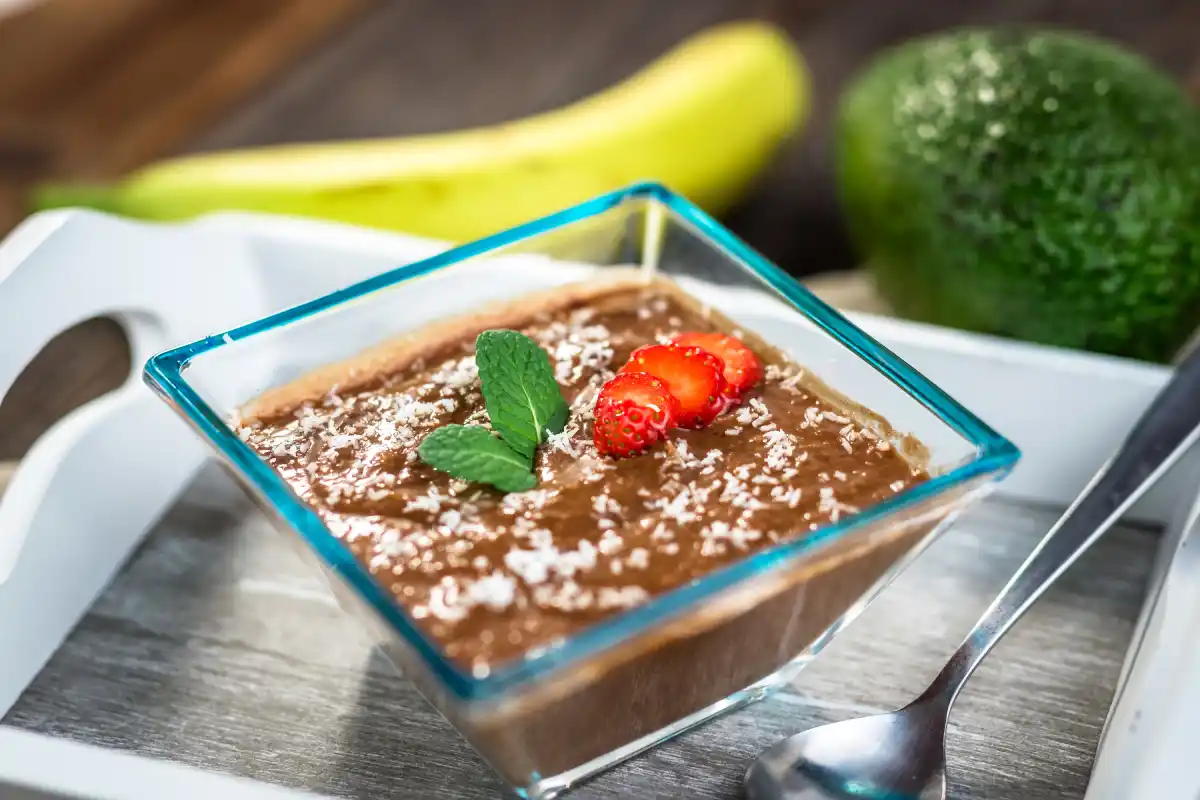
(836, 28, 1200, 363)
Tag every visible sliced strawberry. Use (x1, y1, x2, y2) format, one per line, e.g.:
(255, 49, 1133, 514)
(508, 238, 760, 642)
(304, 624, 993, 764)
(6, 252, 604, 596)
(592, 372, 680, 458)
(620, 343, 727, 428)
(672, 332, 764, 401)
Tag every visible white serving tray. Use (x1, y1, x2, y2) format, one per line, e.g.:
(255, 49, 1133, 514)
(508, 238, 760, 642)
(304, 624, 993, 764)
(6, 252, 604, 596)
(1085, 454, 1200, 800)
(0, 728, 330, 800)
(0, 209, 1189, 798)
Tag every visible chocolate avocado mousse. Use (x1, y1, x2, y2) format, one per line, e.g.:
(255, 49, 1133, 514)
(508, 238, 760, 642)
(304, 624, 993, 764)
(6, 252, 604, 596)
(235, 274, 936, 781)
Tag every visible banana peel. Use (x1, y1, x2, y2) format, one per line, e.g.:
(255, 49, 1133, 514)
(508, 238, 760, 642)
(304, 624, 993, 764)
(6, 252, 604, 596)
(33, 21, 809, 242)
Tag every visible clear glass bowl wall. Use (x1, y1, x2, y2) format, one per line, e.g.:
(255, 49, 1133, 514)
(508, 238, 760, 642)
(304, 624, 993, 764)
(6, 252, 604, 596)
(145, 184, 1018, 798)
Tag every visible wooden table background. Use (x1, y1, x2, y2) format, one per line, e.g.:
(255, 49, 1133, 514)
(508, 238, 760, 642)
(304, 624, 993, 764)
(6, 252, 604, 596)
(0, 1, 1193, 796)
(2, 0, 1200, 461)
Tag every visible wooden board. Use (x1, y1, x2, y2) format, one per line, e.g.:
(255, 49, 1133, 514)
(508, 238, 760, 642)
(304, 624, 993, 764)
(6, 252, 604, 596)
(0, 0, 373, 231)
(2, 464, 1157, 799)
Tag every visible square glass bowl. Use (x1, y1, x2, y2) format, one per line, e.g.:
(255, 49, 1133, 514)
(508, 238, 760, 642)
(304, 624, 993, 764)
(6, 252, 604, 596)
(144, 183, 1019, 799)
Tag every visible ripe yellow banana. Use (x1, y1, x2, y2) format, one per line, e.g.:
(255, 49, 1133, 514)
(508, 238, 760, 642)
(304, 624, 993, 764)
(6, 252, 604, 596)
(33, 21, 809, 242)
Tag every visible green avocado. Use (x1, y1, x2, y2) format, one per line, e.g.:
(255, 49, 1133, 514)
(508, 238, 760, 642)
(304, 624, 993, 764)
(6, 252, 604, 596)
(836, 28, 1200, 362)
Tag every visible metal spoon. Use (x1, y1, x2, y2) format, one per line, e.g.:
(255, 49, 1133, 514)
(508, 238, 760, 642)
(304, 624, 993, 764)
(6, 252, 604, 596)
(745, 342, 1200, 800)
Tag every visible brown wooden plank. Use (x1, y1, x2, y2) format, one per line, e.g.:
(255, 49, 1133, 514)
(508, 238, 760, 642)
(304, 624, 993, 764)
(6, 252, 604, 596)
(56, 0, 371, 177)
(0, 0, 373, 183)
(0, 316, 130, 461)
(0, 0, 184, 183)
(0, 0, 186, 111)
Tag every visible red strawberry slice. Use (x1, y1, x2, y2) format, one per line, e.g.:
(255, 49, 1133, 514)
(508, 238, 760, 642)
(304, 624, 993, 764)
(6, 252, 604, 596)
(672, 332, 764, 402)
(593, 372, 680, 458)
(620, 343, 727, 428)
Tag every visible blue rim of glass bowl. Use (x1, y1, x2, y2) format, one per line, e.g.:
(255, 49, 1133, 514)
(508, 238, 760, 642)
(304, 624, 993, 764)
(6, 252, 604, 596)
(144, 182, 1020, 702)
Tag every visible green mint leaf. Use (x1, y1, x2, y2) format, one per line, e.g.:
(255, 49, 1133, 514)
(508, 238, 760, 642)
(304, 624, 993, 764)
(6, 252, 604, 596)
(418, 425, 536, 493)
(475, 329, 569, 460)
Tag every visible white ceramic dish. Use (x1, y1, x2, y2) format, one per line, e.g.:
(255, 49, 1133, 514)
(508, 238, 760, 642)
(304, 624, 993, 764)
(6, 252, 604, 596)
(0, 208, 1190, 798)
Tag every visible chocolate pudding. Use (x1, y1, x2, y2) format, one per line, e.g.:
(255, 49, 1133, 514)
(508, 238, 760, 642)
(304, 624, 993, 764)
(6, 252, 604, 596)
(235, 273, 947, 785)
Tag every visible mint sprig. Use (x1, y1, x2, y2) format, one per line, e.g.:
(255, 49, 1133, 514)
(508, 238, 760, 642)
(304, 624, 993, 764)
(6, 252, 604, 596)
(475, 329, 568, 460)
(418, 425, 537, 493)
(417, 329, 569, 492)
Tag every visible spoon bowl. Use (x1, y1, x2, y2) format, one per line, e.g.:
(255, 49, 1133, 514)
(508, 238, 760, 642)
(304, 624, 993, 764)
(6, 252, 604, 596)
(745, 699, 947, 800)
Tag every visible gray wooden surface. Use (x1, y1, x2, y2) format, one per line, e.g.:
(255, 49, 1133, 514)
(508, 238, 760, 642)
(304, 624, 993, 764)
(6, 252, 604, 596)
(2, 465, 1155, 799)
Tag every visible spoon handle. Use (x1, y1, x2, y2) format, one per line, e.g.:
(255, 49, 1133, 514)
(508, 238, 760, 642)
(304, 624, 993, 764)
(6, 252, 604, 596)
(922, 344, 1200, 706)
